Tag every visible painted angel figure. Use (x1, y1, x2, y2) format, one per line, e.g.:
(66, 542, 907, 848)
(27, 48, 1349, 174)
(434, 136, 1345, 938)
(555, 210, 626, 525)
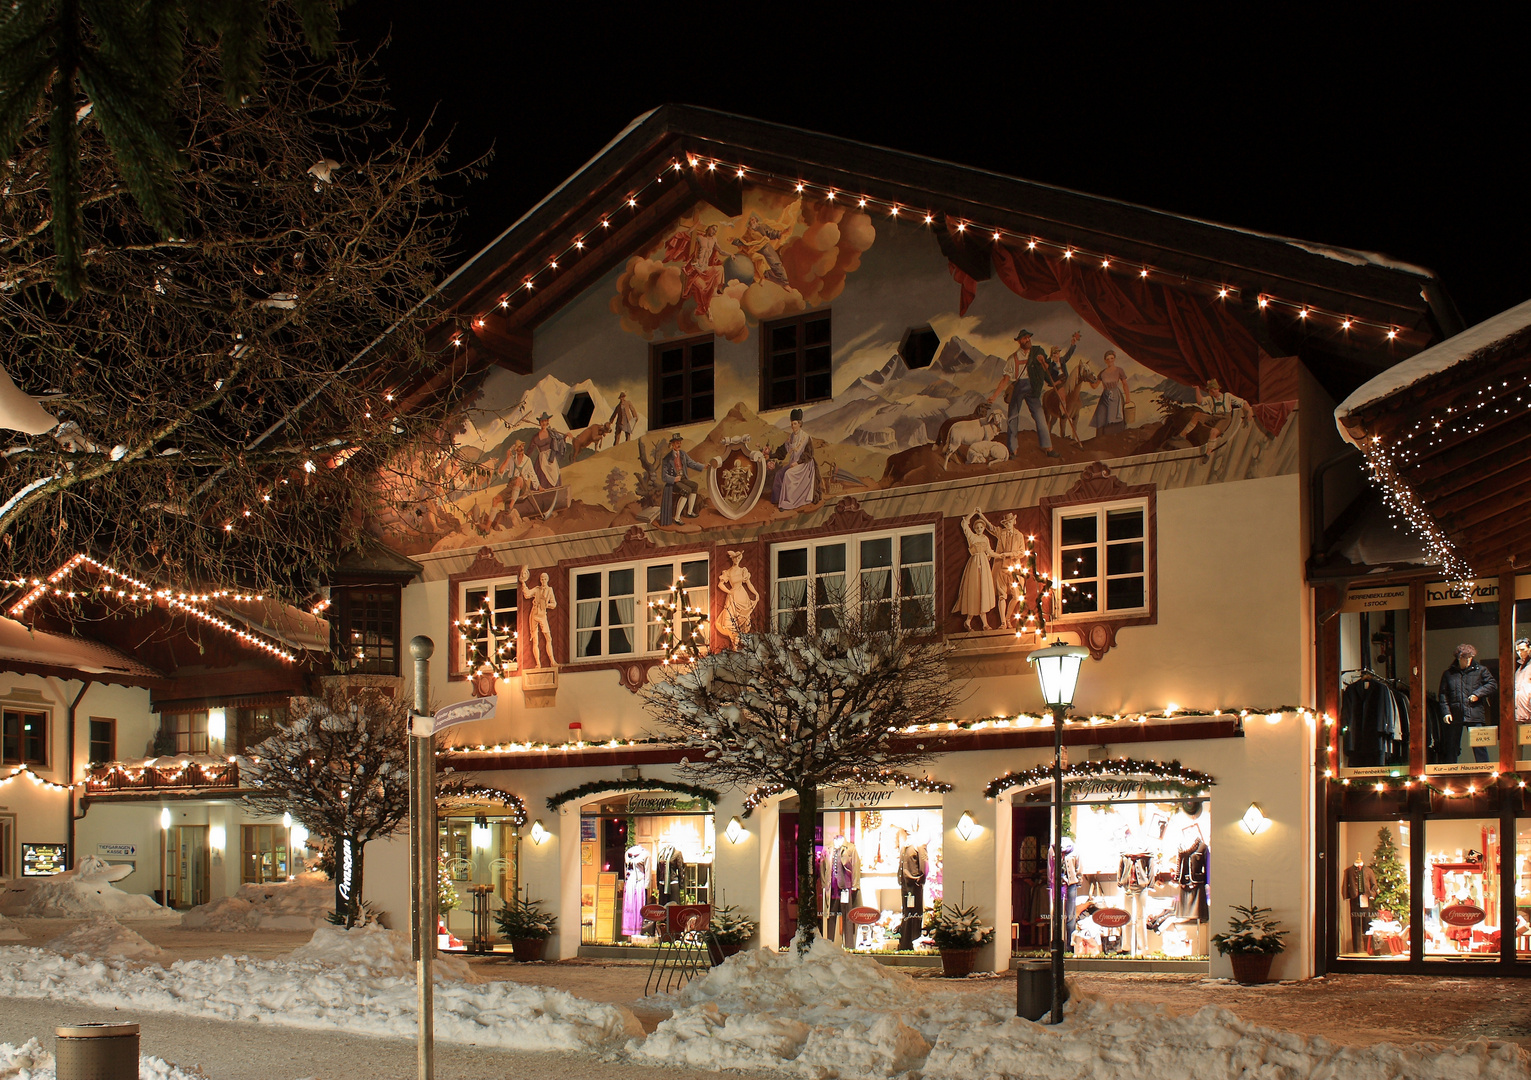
(731, 209, 794, 287)
(663, 221, 726, 317)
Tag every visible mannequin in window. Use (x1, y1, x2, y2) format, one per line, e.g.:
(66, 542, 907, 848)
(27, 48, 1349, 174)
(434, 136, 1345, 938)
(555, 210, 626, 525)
(1051, 836, 1083, 948)
(1438, 642, 1497, 764)
(621, 844, 650, 937)
(1340, 853, 1377, 954)
(1172, 825, 1209, 924)
(897, 836, 929, 950)
(1514, 637, 1530, 724)
(821, 836, 861, 942)
(654, 839, 686, 904)
(1116, 835, 1156, 957)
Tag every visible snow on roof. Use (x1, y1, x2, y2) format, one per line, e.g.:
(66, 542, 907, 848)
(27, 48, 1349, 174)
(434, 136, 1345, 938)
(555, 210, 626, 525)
(0, 616, 161, 681)
(1335, 296, 1531, 437)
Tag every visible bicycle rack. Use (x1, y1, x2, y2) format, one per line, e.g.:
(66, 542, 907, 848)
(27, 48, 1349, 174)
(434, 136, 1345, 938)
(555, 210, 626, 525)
(643, 903, 714, 997)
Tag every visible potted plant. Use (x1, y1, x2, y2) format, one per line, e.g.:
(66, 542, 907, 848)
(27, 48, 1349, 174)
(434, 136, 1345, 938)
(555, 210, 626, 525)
(494, 893, 557, 962)
(1211, 883, 1288, 984)
(708, 903, 757, 960)
(928, 899, 995, 977)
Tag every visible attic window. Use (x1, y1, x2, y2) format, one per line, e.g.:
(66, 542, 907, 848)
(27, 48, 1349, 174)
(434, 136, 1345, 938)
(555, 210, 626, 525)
(900, 326, 940, 370)
(563, 392, 595, 430)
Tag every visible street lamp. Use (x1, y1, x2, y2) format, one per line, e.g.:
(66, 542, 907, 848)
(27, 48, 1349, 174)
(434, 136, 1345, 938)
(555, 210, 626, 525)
(1027, 639, 1088, 1026)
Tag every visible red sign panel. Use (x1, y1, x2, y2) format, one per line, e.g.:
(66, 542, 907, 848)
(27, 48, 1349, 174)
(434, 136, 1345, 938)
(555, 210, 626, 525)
(1439, 903, 1485, 927)
(640, 904, 666, 923)
(668, 903, 711, 934)
(1091, 907, 1132, 928)
(846, 905, 880, 926)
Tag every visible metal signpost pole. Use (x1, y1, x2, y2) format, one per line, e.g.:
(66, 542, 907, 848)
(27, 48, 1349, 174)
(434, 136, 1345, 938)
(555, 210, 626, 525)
(410, 636, 435, 1080)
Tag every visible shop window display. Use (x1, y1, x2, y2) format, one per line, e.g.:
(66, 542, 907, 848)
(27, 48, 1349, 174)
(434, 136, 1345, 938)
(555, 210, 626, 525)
(815, 806, 943, 952)
(579, 793, 714, 945)
(1014, 793, 1211, 962)
(1334, 821, 1412, 960)
(1423, 818, 1500, 960)
(1513, 595, 1530, 765)
(1516, 818, 1531, 959)
(1425, 583, 1499, 773)
(1336, 588, 1412, 776)
(438, 814, 519, 940)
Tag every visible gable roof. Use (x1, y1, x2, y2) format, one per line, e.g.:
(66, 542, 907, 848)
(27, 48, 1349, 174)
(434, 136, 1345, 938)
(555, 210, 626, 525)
(427, 105, 1457, 401)
(0, 615, 163, 685)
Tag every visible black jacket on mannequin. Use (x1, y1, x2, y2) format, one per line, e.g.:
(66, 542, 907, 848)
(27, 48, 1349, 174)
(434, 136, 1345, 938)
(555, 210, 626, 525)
(1438, 660, 1497, 726)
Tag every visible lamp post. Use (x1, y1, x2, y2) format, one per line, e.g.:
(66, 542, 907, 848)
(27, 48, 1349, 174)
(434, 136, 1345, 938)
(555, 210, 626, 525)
(1027, 639, 1088, 1026)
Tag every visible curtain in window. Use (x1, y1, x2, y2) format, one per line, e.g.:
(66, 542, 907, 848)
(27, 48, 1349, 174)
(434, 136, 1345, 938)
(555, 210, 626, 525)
(608, 596, 635, 653)
(576, 600, 601, 657)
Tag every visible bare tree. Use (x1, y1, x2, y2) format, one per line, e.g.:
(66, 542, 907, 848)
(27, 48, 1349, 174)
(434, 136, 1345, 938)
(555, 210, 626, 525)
(243, 684, 409, 926)
(1, 20, 476, 601)
(643, 597, 965, 952)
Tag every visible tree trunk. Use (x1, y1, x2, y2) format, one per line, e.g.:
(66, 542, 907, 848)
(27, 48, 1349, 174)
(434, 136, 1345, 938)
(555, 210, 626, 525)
(795, 782, 818, 955)
(351, 839, 366, 928)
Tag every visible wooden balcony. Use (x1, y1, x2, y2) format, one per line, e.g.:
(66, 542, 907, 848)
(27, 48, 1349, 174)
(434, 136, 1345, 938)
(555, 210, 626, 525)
(83, 759, 242, 795)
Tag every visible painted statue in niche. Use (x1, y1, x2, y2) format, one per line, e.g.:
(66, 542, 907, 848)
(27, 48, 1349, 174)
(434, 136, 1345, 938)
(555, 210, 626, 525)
(715, 550, 759, 650)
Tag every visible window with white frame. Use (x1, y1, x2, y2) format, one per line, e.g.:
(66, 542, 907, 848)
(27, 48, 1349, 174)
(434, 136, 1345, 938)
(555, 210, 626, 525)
(1052, 500, 1149, 618)
(571, 555, 709, 660)
(457, 576, 519, 672)
(773, 528, 935, 635)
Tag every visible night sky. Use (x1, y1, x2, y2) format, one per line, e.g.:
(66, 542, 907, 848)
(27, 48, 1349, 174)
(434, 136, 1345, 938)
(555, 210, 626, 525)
(340, 7, 1526, 329)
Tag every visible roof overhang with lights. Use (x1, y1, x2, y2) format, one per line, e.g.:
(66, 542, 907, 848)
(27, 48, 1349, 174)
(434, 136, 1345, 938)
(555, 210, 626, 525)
(1335, 297, 1531, 579)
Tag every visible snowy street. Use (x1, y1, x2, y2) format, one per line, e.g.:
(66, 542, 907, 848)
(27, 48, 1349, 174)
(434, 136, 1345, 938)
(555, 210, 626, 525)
(2, 914, 1529, 1079)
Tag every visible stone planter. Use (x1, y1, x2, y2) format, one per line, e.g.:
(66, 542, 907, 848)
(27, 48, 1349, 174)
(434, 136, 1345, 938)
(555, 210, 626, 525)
(1228, 952, 1276, 984)
(939, 947, 979, 977)
(510, 937, 548, 962)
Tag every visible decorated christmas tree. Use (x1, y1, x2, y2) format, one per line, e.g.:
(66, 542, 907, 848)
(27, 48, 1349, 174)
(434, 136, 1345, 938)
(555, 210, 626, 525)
(1371, 826, 1408, 917)
(438, 856, 460, 913)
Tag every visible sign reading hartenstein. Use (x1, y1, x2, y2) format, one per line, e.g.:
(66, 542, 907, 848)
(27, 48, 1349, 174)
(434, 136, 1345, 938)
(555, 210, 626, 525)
(410, 697, 497, 737)
(1425, 579, 1499, 606)
(1341, 584, 1410, 613)
(1439, 903, 1486, 927)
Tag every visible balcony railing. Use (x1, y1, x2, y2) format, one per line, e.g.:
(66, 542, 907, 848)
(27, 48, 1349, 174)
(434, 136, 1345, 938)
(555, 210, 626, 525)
(84, 760, 241, 794)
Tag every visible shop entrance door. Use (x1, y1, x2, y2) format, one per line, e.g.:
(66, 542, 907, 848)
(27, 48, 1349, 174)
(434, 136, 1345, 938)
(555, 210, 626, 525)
(166, 825, 208, 908)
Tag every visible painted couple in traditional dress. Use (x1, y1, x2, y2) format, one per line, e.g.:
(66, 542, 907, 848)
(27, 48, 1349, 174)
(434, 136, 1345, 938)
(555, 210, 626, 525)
(953, 509, 1027, 632)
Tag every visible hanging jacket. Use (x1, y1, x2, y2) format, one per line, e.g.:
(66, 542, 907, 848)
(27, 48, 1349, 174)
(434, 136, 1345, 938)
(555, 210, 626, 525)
(1438, 660, 1497, 726)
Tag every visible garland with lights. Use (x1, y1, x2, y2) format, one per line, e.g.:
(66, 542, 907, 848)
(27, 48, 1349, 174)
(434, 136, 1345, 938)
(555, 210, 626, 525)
(436, 779, 528, 826)
(647, 572, 708, 665)
(984, 758, 1216, 801)
(463, 154, 1411, 347)
(2, 764, 73, 792)
(1327, 771, 1527, 799)
(545, 778, 720, 812)
(84, 758, 238, 791)
(740, 769, 954, 819)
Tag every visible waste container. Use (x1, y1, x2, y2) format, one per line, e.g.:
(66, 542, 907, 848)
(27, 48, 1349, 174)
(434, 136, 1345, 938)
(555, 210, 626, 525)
(55, 1023, 139, 1080)
(1015, 961, 1068, 1021)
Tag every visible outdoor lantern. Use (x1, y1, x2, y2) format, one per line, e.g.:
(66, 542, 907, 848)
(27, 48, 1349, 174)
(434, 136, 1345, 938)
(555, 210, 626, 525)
(725, 816, 745, 844)
(159, 807, 171, 830)
(1027, 640, 1090, 710)
(957, 811, 979, 841)
(530, 820, 549, 845)
(207, 707, 226, 745)
(1241, 803, 1269, 835)
(471, 815, 492, 850)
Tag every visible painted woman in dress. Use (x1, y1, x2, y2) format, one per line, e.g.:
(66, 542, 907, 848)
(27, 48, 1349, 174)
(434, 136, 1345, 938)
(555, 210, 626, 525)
(953, 509, 997, 631)
(1090, 350, 1129, 436)
(715, 549, 760, 649)
(769, 408, 819, 512)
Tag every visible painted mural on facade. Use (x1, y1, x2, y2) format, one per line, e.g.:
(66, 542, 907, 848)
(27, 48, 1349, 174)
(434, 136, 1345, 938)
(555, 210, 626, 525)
(370, 190, 1299, 556)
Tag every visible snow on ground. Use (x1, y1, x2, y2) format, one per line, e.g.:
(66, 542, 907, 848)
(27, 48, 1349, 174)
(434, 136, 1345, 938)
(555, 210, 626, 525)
(43, 916, 166, 963)
(180, 871, 333, 931)
(0, 912, 26, 941)
(0, 1038, 215, 1080)
(0, 924, 639, 1054)
(634, 937, 1531, 1080)
(0, 860, 171, 920)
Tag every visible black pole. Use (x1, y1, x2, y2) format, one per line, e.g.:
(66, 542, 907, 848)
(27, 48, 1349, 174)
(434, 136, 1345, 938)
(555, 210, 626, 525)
(1049, 702, 1065, 1024)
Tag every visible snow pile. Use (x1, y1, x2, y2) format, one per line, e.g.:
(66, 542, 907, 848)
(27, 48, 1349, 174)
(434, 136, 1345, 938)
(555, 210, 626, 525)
(636, 938, 1531, 1080)
(0, 1038, 215, 1080)
(0, 926, 640, 1054)
(180, 870, 333, 931)
(43, 916, 166, 963)
(10, 875, 168, 919)
(290, 923, 473, 982)
(0, 911, 27, 941)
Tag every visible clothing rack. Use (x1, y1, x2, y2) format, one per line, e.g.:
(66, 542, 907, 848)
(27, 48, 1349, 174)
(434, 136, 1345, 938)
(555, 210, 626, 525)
(1340, 667, 1405, 690)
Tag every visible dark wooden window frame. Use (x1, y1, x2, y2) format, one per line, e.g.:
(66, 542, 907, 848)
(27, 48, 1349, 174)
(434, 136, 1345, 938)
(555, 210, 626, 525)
(88, 717, 116, 765)
(650, 333, 716, 430)
(759, 310, 833, 412)
(330, 582, 403, 676)
(1, 708, 49, 767)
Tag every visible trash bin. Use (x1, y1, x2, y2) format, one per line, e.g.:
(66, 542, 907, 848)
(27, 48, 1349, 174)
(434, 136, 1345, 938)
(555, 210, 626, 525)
(55, 1023, 139, 1080)
(1015, 961, 1069, 1021)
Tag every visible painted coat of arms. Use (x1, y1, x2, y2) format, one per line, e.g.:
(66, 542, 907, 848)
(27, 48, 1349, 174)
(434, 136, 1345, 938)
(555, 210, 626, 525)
(707, 438, 767, 520)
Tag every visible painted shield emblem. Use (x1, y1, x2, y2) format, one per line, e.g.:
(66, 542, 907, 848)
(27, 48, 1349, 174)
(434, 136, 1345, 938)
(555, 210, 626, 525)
(1092, 907, 1132, 928)
(847, 905, 880, 926)
(707, 446, 766, 520)
(1439, 903, 1485, 927)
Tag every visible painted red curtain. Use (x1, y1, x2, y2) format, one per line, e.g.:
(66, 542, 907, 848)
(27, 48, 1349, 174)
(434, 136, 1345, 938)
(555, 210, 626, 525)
(979, 244, 1267, 403)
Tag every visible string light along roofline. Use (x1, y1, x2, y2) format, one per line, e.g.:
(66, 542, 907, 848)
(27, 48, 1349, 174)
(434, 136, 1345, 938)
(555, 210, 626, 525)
(451, 154, 1414, 348)
(5, 553, 296, 662)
